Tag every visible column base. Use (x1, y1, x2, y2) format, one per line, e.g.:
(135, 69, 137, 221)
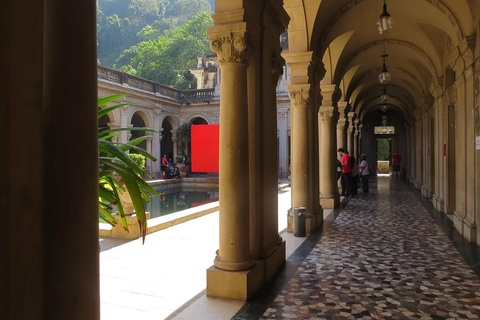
(263, 241, 286, 282)
(462, 217, 477, 243)
(206, 262, 264, 301)
(433, 196, 445, 213)
(320, 196, 339, 209)
(453, 211, 464, 234)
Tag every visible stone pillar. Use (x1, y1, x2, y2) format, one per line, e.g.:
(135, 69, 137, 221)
(152, 111, 162, 176)
(337, 102, 347, 155)
(289, 84, 312, 215)
(108, 122, 121, 143)
(354, 119, 360, 159)
(278, 110, 289, 179)
(145, 134, 153, 174)
(284, 51, 315, 232)
(319, 85, 340, 209)
(347, 112, 356, 156)
(206, 23, 262, 301)
(43, 0, 100, 318)
(120, 106, 129, 144)
(358, 124, 363, 156)
(171, 129, 178, 162)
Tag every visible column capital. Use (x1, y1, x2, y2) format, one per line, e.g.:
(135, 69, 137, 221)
(319, 106, 334, 122)
(337, 101, 348, 115)
(288, 84, 311, 105)
(320, 84, 341, 107)
(337, 118, 347, 129)
(347, 112, 356, 122)
(283, 51, 316, 84)
(209, 29, 249, 65)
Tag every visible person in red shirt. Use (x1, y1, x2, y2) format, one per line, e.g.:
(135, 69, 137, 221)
(338, 148, 352, 197)
(392, 151, 402, 180)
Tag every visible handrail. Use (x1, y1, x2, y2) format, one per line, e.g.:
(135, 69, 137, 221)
(97, 65, 215, 102)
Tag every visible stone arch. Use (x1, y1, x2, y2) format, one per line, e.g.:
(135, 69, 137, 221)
(161, 115, 176, 161)
(130, 111, 147, 151)
(187, 115, 210, 125)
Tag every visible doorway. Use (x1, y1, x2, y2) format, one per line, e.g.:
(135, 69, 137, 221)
(376, 138, 392, 175)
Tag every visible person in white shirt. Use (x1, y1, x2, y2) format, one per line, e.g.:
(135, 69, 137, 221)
(358, 154, 370, 194)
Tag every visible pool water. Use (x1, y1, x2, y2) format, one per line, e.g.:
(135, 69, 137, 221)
(145, 188, 219, 219)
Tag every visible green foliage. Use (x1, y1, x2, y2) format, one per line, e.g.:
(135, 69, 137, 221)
(97, 0, 213, 71)
(98, 95, 160, 243)
(176, 123, 191, 157)
(377, 139, 390, 161)
(115, 11, 213, 89)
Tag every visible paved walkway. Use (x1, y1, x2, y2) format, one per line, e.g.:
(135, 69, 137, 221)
(260, 178, 480, 320)
(100, 186, 304, 320)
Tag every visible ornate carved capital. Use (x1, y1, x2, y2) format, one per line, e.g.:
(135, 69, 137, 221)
(288, 85, 311, 106)
(210, 32, 249, 64)
(319, 107, 334, 122)
(337, 118, 346, 129)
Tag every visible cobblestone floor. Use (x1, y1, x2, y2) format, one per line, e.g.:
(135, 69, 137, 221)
(260, 178, 480, 320)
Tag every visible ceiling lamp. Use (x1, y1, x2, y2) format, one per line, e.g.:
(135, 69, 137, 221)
(376, 0, 393, 35)
(378, 54, 391, 84)
(382, 115, 388, 126)
(381, 104, 389, 112)
(380, 86, 389, 102)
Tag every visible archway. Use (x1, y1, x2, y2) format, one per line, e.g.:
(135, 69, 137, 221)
(161, 117, 174, 161)
(130, 112, 147, 151)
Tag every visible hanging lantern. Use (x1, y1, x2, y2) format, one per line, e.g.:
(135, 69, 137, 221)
(381, 86, 389, 102)
(382, 115, 388, 126)
(378, 55, 391, 84)
(376, 0, 393, 35)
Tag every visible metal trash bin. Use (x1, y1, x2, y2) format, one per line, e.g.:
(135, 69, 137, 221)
(293, 207, 306, 237)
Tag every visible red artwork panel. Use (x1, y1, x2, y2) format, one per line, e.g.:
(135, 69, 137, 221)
(191, 124, 219, 173)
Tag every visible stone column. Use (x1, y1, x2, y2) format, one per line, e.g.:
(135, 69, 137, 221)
(278, 110, 289, 179)
(171, 129, 178, 162)
(43, 0, 100, 318)
(208, 31, 253, 271)
(319, 85, 340, 208)
(354, 119, 360, 159)
(108, 122, 121, 143)
(289, 84, 311, 213)
(337, 102, 347, 155)
(347, 112, 356, 156)
(120, 105, 129, 144)
(145, 134, 153, 174)
(358, 124, 363, 155)
(284, 51, 315, 232)
(206, 25, 261, 301)
(152, 111, 162, 176)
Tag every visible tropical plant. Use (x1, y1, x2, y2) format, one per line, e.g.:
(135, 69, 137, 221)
(176, 122, 191, 157)
(98, 94, 160, 243)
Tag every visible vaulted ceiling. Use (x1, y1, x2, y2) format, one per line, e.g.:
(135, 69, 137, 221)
(284, 0, 477, 122)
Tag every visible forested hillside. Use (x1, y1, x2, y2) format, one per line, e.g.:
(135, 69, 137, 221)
(97, 0, 215, 89)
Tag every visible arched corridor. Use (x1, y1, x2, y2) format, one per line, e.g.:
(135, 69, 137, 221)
(237, 178, 480, 319)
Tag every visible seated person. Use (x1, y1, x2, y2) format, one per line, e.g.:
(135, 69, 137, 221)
(173, 167, 180, 179)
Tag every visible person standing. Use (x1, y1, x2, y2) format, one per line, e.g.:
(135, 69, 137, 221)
(392, 151, 402, 180)
(359, 154, 370, 193)
(337, 148, 352, 197)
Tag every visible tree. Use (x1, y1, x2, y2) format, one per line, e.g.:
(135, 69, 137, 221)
(117, 11, 213, 89)
(165, 0, 211, 24)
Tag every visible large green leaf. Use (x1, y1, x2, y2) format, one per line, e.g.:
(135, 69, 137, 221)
(98, 103, 130, 119)
(98, 94, 127, 107)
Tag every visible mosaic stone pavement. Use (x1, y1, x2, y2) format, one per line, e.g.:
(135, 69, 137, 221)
(260, 178, 480, 320)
